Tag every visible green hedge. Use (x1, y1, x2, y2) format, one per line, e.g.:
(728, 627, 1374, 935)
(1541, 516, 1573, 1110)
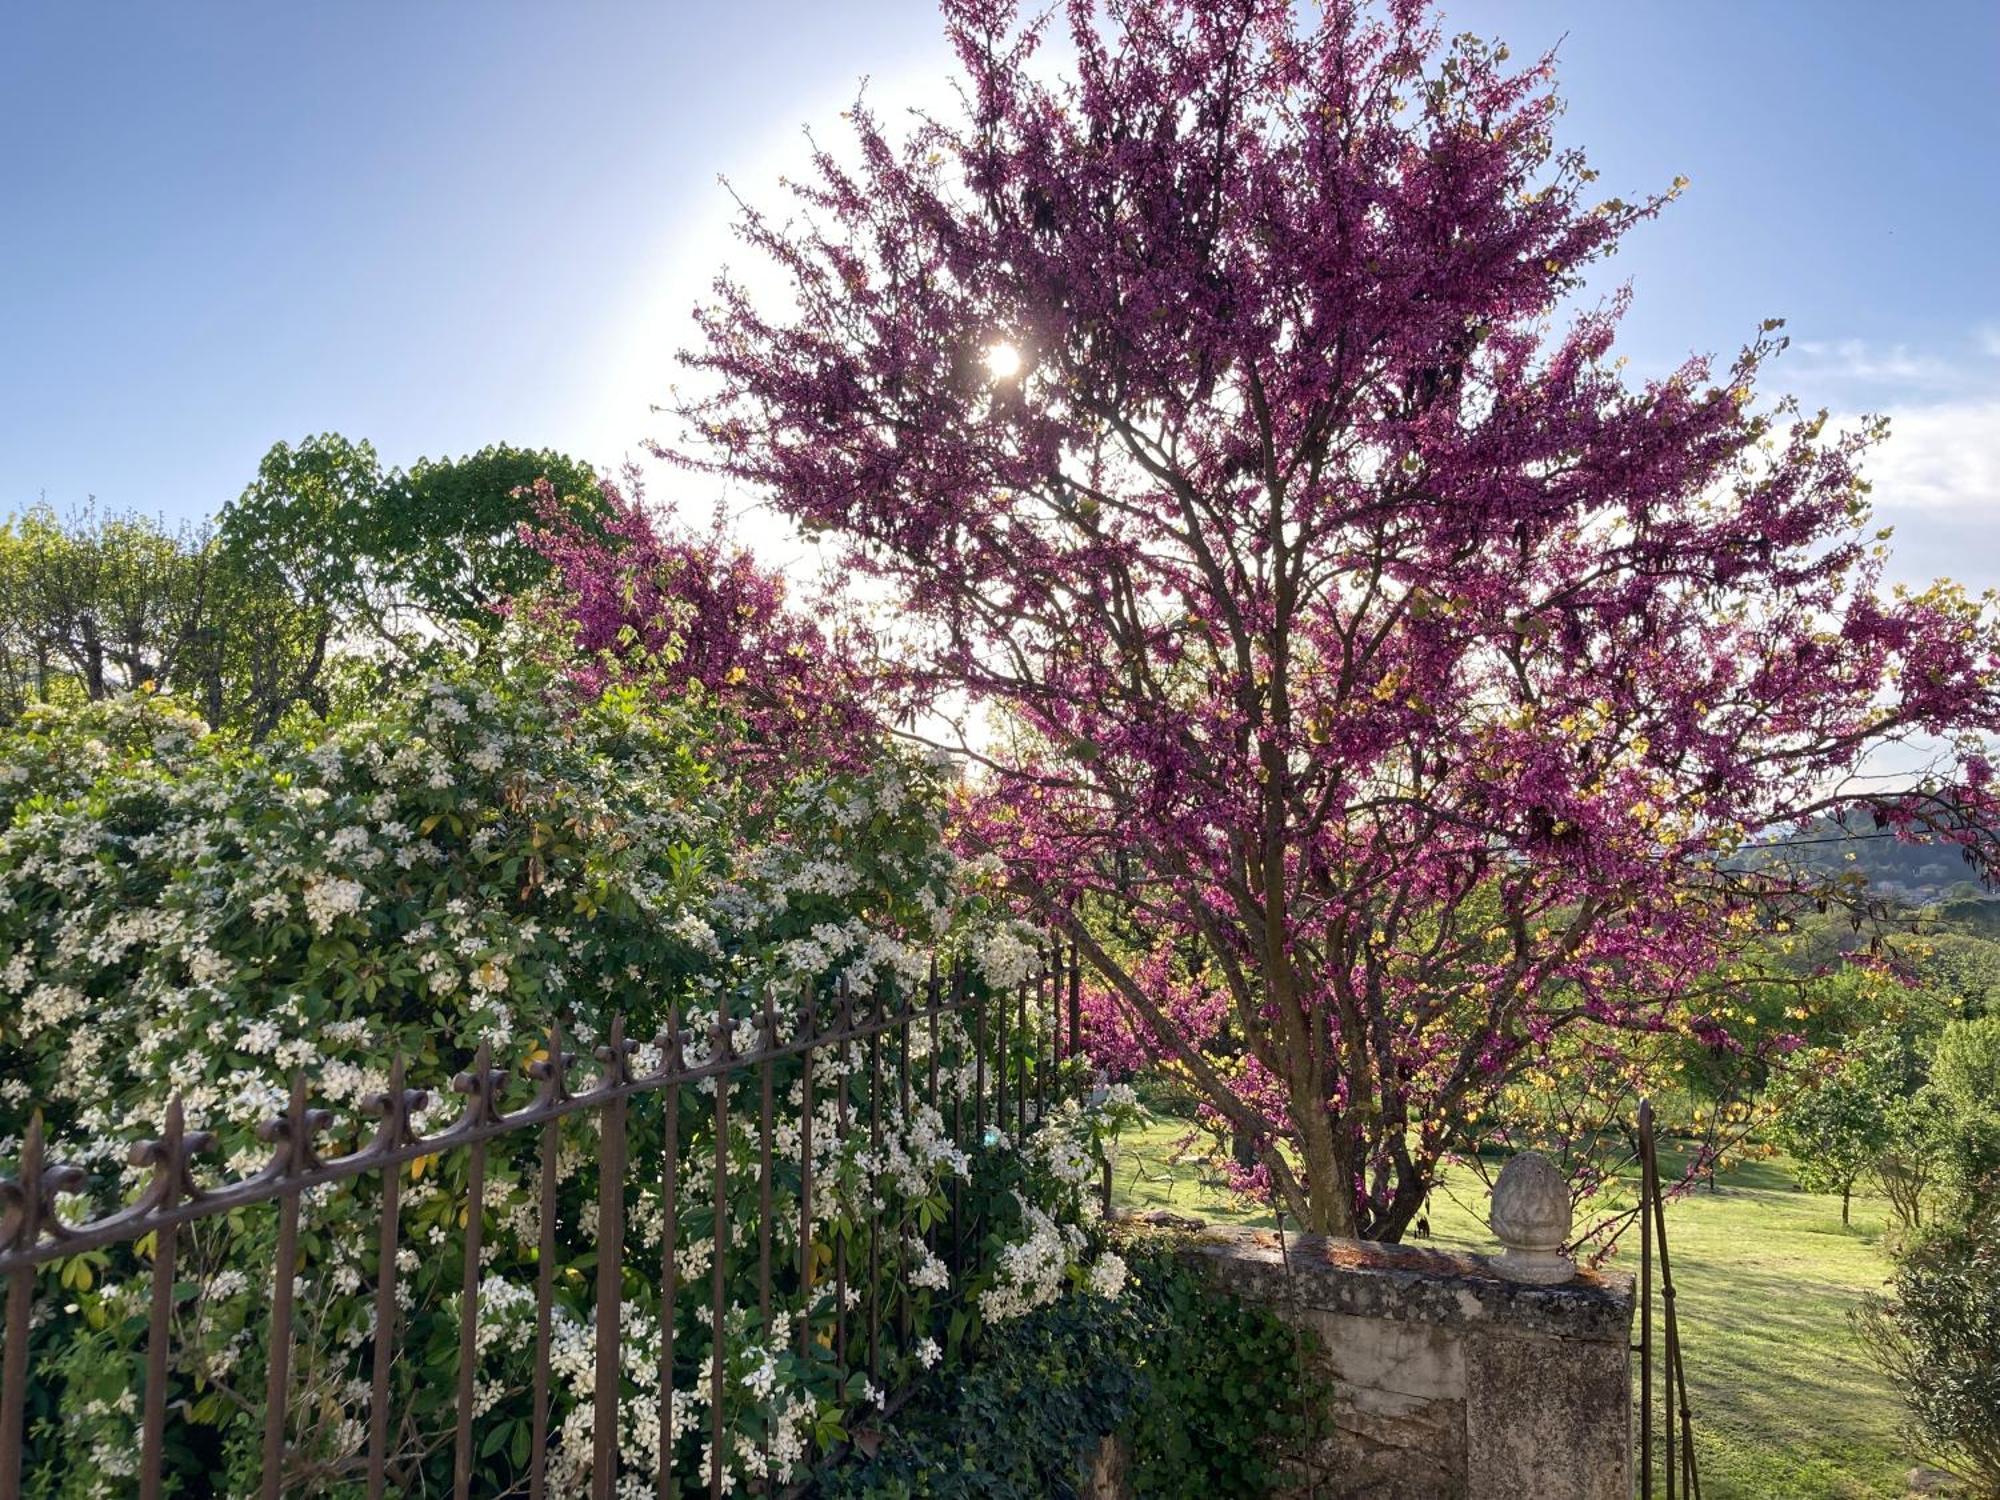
(822, 1239, 1324, 1499)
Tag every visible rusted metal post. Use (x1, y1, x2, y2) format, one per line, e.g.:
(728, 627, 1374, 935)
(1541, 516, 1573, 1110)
(1640, 1100, 1654, 1500)
(658, 1008, 685, 1499)
(796, 984, 816, 1364)
(710, 1013, 731, 1500)
(527, 1027, 569, 1500)
(593, 1020, 632, 1500)
(138, 1101, 189, 1500)
(0, 1117, 42, 1500)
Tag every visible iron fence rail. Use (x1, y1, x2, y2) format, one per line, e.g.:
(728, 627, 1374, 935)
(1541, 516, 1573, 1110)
(0, 942, 1089, 1500)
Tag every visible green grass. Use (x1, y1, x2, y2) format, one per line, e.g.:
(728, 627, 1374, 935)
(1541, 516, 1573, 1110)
(1110, 1116, 1914, 1500)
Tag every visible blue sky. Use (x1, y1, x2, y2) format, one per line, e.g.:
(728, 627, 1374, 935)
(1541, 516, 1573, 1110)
(4, 2, 1997, 586)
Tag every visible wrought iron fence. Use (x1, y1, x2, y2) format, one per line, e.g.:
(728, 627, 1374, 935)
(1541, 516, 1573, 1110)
(0, 943, 1091, 1499)
(1635, 1098, 1701, 1500)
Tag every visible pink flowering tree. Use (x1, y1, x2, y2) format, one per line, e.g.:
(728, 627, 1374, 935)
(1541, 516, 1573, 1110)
(521, 477, 877, 776)
(667, 0, 2000, 1237)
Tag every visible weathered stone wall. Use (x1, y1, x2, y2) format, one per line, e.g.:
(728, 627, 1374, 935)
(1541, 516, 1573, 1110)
(1094, 1225, 1633, 1500)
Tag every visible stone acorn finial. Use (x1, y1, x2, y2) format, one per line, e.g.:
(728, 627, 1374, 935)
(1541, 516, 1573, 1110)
(1489, 1151, 1576, 1285)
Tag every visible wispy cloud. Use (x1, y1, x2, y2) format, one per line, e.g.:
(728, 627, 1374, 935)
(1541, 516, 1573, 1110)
(1789, 338, 1963, 389)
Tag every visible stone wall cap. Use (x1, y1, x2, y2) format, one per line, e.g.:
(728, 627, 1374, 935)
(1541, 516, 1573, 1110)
(1169, 1223, 1635, 1343)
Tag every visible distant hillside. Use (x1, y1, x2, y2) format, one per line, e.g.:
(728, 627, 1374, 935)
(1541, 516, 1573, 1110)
(1746, 818, 1996, 911)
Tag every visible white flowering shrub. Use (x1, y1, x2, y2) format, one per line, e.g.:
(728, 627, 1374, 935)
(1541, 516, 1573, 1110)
(0, 672, 1128, 1497)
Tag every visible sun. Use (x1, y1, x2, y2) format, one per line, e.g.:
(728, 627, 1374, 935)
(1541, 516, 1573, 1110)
(982, 341, 1023, 381)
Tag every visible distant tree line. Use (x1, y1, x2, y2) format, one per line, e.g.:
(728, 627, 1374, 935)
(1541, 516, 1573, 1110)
(0, 436, 604, 737)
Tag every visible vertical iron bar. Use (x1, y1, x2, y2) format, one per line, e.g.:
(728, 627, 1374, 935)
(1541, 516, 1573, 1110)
(834, 984, 850, 1369)
(924, 963, 939, 1274)
(594, 1019, 631, 1500)
(1651, 1122, 1676, 1500)
(1046, 951, 1057, 1116)
(974, 978, 987, 1143)
(1098, 962, 1112, 1219)
(658, 1008, 683, 1500)
(1653, 1152, 1694, 1500)
(260, 1190, 300, 1499)
(528, 1028, 568, 1500)
(867, 992, 883, 1384)
(531, 1117, 559, 1500)
(758, 988, 776, 1485)
(994, 977, 1007, 1140)
(1016, 978, 1028, 1139)
(259, 1078, 312, 1500)
(0, 1275, 24, 1500)
(710, 1022, 729, 1500)
(139, 1102, 186, 1500)
(796, 985, 816, 1364)
(758, 990, 775, 1338)
(0, 1116, 41, 1500)
(1068, 941, 1083, 1104)
(950, 965, 967, 1274)
(1040, 952, 1056, 1128)
(366, 1069, 408, 1500)
(1047, 949, 1058, 1111)
(454, 1135, 489, 1500)
(926, 958, 940, 1106)
(896, 989, 912, 1351)
(1640, 1103, 1654, 1500)
(897, 987, 911, 1121)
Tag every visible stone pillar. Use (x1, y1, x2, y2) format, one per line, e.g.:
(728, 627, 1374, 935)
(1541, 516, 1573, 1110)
(1172, 1227, 1633, 1500)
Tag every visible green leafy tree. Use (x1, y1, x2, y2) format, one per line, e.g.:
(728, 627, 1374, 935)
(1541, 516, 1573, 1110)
(216, 434, 605, 653)
(1877, 1087, 1955, 1235)
(1776, 1043, 1899, 1226)
(212, 432, 374, 648)
(1931, 1016, 2000, 1226)
(0, 503, 332, 739)
(0, 504, 207, 706)
(389, 445, 606, 627)
(1908, 932, 2000, 1019)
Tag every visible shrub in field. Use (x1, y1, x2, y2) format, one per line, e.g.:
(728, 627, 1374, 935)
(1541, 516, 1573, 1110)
(1856, 1231, 2000, 1498)
(0, 670, 1129, 1496)
(1930, 1016, 2000, 1226)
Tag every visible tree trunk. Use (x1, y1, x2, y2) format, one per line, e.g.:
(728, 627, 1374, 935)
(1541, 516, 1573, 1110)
(1288, 1091, 1355, 1236)
(1841, 1184, 1851, 1226)
(1231, 1130, 1258, 1173)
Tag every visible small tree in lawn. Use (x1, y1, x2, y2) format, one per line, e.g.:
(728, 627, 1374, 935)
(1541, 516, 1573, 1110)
(1777, 1037, 1905, 1226)
(670, 0, 2000, 1236)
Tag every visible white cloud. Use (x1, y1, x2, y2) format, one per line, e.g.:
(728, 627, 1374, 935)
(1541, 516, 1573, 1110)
(1759, 330, 2000, 593)
(1855, 395, 2000, 593)
(1865, 398, 2000, 514)
(1789, 338, 1960, 388)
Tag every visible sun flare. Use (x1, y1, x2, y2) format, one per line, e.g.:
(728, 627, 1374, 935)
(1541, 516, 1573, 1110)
(982, 341, 1023, 380)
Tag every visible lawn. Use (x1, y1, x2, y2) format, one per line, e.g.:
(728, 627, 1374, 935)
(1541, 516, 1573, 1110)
(1110, 1116, 1915, 1500)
